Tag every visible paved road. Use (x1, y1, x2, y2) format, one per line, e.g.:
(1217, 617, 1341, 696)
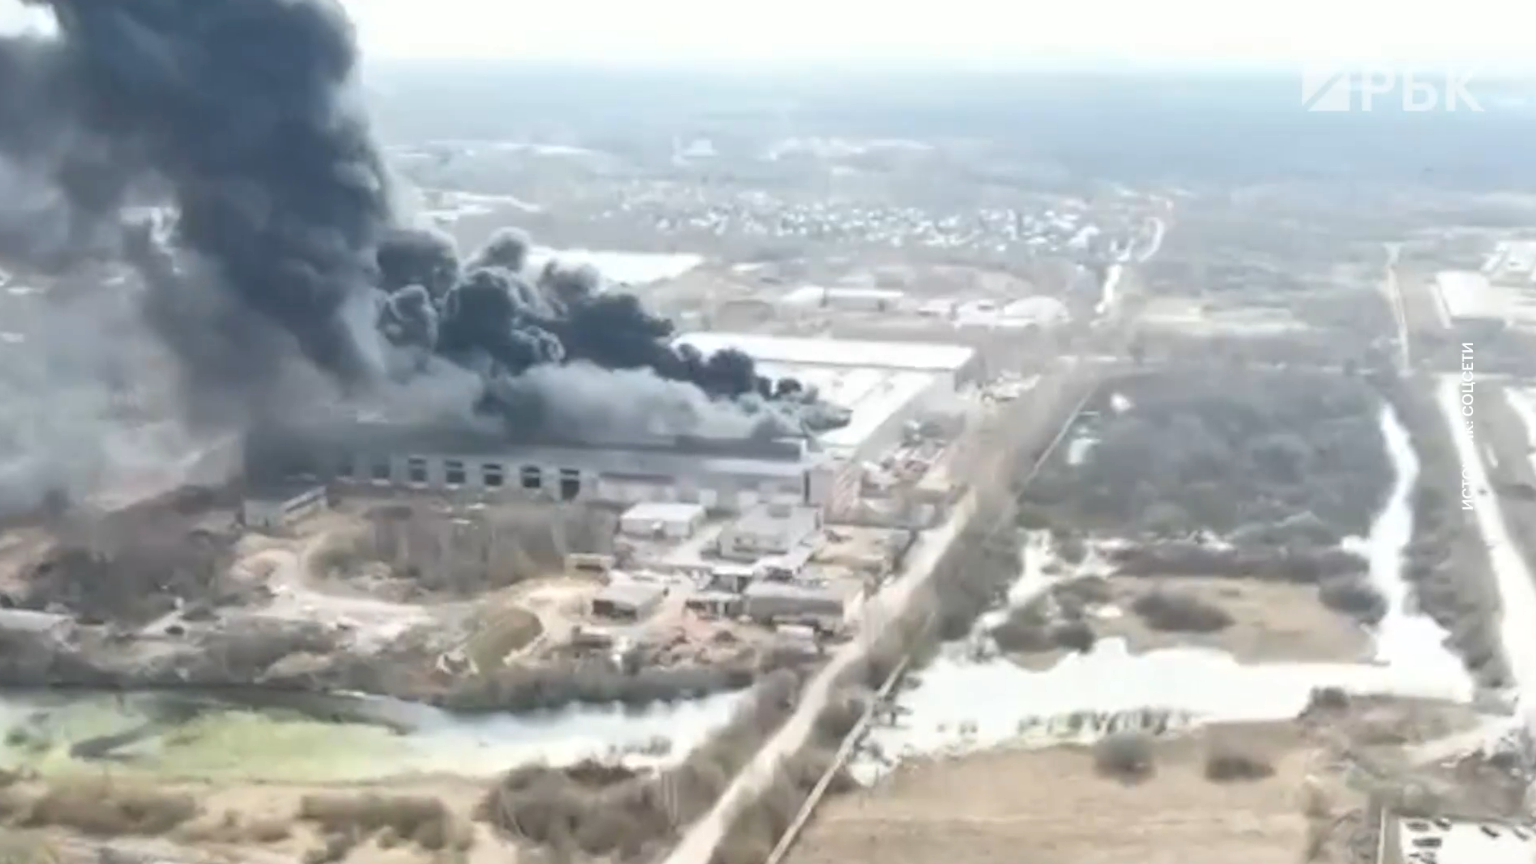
(661, 490, 979, 864)
(1383, 242, 1411, 373)
(663, 366, 1094, 864)
(1437, 375, 1536, 740)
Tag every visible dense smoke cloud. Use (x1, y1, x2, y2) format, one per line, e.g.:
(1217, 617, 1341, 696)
(377, 226, 822, 438)
(0, 0, 833, 516)
(1, 0, 391, 404)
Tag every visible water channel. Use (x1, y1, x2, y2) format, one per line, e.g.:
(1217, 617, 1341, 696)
(858, 402, 1477, 778)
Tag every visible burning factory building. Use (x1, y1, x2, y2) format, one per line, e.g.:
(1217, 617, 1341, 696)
(243, 416, 842, 514)
(0, 0, 853, 520)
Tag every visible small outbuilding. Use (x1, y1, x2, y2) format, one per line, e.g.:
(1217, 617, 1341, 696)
(719, 504, 821, 561)
(591, 582, 667, 621)
(242, 482, 327, 531)
(620, 502, 707, 540)
(707, 563, 756, 594)
(685, 590, 744, 619)
(743, 580, 862, 630)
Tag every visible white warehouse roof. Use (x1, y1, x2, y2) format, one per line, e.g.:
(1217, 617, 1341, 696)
(780, 286, 906, 307)
(622, 502, 706, 523)
(756, 362, 938, 458)
(1436, 270, 1495, 320)
(674, 332, 976, 374)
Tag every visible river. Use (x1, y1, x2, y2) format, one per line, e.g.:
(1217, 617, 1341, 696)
(857, 401, 1475, 777)
(0, 687, 744, 782)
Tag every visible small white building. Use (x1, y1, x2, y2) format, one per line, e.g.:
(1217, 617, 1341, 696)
(781, 285, 905, 312)
(718, 504, 822, 562)
(708, 563, 757, 593)
(620, 502, 706, 540)
(242, 483, 327, 531)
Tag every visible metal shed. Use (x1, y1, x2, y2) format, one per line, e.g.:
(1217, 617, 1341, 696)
(620, 502, 707, 540)
(242, 482, 327, 530)
(743, 580, 861, 628)
(591, 582, 667, 620)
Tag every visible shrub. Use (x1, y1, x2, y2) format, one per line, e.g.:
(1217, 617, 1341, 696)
(1056, 533, 1089, 565)
(1318, 577, 1386, 625)
(299, 793, 455, 848)
(991, 615, 1053, 652)
(23, 778, 197, 836)
(303, 832, 357, 864)
(1093, 731, 1155, 780)
(1050, 621, 1096, 653)
(444, 659, 752, 713)
(1306, 687, 1350, 713)
(814, 694, 867, 740)
(1391, 781, 1443, 818)
(1204, 740, 1276, 782)
(1016, 503, 1054, 530)
(244, 817, 293, 843)
(1132, 590, 1234, 633)
(1055, 575, 1114, 606)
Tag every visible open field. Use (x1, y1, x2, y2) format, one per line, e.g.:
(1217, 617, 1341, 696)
(792, 694, 1494, 864)
(793, 722, 1320, 864)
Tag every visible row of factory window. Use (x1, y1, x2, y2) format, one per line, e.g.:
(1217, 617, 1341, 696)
(334, 456, 581, 500)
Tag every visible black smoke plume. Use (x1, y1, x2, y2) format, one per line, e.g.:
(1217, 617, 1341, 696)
(377, 227, 825, 436)
(2, 0, 391, 407)
(0, 0, 835, 502)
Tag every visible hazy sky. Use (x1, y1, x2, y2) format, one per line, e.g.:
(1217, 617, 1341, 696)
(3, 0, 1535, 71)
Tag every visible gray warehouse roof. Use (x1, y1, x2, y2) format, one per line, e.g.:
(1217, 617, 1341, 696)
(744, 580, 858, 602)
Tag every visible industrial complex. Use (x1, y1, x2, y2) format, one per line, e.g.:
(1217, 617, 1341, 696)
(247, 333, 984, 522)
(218, 330, 1003, 666)
(1433, 240, 1536, 327)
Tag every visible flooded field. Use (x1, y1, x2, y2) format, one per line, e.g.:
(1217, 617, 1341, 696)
(858, 402, 1478, 779)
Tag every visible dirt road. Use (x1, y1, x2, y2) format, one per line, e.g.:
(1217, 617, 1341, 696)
(226, 533, 439, 653)
(1382, 242, 1410, 372)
